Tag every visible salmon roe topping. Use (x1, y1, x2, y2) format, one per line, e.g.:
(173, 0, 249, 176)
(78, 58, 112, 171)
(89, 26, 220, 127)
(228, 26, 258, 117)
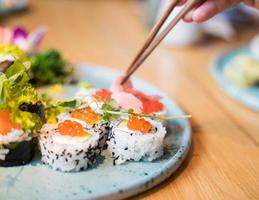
(58, 120, 86, 137)
(124, 89, 164, 114)
(93, 89, 112, 102)
(142, 99, 164, 114)
(70, 107, 100, 126)
(0, 109, 21, 135)
(127, 116, 152, 134)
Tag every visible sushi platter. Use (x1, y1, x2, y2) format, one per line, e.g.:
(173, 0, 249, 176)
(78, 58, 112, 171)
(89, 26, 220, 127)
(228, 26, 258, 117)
(0, 27, 191, 200)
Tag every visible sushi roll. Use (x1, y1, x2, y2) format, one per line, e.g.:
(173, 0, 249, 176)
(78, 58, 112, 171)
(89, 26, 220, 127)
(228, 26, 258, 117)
(58, 106, 110, 149)
(0, 47, 44, 167)
(0, 109, 35, 167)
(107, 115, 166, 165)
(39, 120, 102, 172)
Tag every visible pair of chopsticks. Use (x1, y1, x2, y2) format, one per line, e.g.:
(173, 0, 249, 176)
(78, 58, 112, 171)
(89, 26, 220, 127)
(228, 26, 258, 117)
(121, 0, 197, 84)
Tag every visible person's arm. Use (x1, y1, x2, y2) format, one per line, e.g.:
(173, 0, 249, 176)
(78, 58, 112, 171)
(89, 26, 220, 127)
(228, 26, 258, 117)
(178, 0, 259, 22)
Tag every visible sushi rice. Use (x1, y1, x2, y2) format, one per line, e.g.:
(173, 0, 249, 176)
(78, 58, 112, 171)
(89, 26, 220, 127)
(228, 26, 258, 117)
(39, 123, 103, 172)
(0, 129, 31, 145)
(39, 106, 110, 172)
(107, 118, 166, 165)
(0, 129, 32, 162)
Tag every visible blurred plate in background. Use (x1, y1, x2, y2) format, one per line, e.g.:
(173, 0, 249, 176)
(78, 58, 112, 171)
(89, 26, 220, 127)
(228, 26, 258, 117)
(212, 47, 259, 111)
(0, 0, 28, 16)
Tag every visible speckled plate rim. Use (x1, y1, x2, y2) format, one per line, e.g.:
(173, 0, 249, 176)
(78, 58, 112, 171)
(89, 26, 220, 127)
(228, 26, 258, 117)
(75, 64, 192, 199)
(210, 47, 259, 111)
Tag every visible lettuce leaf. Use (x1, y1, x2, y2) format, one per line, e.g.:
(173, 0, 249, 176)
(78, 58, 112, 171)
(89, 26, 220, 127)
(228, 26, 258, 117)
(0, 56, 42, 135)
(0, 45, 27, 63)
(41, 94, 81, 124)
(0, 45, 78, 134)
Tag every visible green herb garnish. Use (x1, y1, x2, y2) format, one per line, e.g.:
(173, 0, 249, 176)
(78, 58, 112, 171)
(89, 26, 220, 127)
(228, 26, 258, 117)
(41, 94, 81, 124)
(102, 109, 191, 121)
(99, 101, 191, 122)
(30, 49, 75, 86)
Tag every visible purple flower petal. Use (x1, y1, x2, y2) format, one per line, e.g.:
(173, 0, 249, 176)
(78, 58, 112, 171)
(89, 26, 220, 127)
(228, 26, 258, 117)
(12, 26, 28, 43)
(27, 26, 47, 54)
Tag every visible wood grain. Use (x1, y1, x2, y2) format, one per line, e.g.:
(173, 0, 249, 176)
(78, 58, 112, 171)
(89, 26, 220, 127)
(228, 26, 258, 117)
(2, 0, 259, 199)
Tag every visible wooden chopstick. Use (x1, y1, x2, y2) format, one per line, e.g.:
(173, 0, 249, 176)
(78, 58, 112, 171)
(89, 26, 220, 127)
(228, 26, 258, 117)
(122, 0, 197, 84)
(126, 0, 180, 74)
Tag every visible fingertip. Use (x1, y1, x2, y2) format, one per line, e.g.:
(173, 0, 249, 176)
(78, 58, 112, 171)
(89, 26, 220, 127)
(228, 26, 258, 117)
(183, 9, 195, 23)
(183, 16, 193, 23)
(192, 1, 218, 23)
(192, 9, 208, 22)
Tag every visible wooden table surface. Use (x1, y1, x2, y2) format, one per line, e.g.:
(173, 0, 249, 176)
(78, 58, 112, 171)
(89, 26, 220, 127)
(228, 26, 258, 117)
(2, 1, 259, 199)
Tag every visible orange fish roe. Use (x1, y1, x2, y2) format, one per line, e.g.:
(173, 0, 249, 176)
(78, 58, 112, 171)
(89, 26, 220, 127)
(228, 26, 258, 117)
(124, 88, 164, 114)
(127, 116, 152, 134)
(70, 107, 100, 126)
(58, 120, 86, 137)
(142, 99, 164, 114)
(93, 89, 112, 102)
(0, 109, 21, 135)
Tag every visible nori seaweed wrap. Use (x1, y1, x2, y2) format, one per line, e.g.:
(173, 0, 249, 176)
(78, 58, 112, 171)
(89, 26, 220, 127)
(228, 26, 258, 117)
(0, 140, 35, 167)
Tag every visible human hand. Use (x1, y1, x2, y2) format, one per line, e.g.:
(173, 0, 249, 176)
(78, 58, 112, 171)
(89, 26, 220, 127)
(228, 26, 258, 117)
(178, 0, 258, 22)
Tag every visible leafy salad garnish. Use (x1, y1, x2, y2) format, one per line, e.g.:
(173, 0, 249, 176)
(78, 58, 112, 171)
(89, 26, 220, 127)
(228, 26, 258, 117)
(0, 45, 28, 63)
(0, 57, 42, 135)
(0, 45, 78, 134)
(30, 49, 75, 86)
(41, 94, 81, 124)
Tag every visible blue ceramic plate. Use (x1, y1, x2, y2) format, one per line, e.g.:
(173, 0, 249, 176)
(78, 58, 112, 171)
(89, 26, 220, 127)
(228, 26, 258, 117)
(0, 64, 191, 200)
(211, 47, 259, 111)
